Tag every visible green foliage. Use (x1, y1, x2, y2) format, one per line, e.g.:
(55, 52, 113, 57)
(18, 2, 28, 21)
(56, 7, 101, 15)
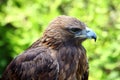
(0, 0, 120, 79)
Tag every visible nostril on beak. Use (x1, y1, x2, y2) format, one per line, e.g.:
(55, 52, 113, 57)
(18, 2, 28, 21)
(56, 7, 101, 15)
(86, 30, 90, 33)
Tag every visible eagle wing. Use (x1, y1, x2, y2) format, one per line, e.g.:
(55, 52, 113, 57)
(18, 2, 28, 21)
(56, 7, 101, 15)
(1, 46, 59, 80)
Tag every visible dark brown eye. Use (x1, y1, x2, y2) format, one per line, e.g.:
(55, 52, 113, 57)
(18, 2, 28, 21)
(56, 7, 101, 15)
(69, 28, 82, 33)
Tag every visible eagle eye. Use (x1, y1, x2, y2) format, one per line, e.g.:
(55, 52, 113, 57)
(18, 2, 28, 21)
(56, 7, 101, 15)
(69, 28, 82, 33)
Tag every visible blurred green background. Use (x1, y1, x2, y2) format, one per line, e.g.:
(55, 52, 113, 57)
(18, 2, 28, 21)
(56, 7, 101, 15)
(0, 0, 120, 80)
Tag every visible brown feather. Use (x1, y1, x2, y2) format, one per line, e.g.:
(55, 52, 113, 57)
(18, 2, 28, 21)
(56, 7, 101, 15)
(1, 15, 94, 80)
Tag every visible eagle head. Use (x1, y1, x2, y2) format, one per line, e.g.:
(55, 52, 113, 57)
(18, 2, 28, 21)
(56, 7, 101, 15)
(42, 15, 97, 48)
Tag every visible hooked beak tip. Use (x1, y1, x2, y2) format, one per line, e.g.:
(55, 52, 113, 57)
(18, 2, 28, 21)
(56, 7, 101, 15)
(92, 36, 97, 42)
(86, 28, 97, 42)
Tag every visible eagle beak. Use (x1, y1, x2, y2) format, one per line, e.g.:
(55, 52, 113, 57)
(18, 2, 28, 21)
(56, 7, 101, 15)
(75, 27, 97, 41)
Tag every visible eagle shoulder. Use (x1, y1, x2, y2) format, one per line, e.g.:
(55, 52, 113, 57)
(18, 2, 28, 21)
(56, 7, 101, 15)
(2, 46, 59, 80)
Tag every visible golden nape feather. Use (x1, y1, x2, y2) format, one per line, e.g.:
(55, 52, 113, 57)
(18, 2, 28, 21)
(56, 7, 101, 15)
(1, 15, 96, 80)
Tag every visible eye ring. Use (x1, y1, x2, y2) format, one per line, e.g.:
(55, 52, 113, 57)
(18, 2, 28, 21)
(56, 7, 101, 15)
(69, 28, 82, 33)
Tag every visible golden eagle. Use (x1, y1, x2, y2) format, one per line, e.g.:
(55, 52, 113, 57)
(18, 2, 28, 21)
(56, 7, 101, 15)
(1, 15, 96, 80)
